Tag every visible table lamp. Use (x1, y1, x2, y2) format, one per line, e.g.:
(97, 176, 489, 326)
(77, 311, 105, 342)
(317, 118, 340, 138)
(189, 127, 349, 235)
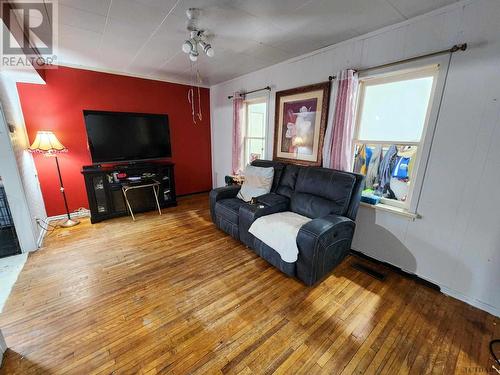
(28, 131, 79, 228)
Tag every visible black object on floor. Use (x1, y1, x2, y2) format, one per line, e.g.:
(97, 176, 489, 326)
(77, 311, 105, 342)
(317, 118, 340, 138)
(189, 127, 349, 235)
(490, 339, 500, 366)
(0, 185, 21, 258)
(350, 249, 441, 291)
(0, 228, 21, 258)
(351, 262, 387, 281)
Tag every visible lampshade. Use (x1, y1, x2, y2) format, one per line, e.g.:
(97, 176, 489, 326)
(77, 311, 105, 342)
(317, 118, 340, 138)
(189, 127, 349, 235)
(28, 131, 67, 154)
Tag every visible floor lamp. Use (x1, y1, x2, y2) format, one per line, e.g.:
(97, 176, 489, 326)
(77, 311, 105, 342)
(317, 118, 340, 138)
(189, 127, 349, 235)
(28, 131, 80, 228)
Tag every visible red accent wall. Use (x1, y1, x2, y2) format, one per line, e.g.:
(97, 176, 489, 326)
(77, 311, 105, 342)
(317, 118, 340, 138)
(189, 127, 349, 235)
(17, 66, 212, 217)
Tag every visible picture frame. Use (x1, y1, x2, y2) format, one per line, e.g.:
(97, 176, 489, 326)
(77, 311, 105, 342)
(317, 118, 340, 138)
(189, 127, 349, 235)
(273, 82, 330, 166)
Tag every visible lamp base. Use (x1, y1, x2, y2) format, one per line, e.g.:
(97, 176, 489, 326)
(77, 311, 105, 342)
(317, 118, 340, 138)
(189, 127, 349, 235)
(59, 218, 80, 228)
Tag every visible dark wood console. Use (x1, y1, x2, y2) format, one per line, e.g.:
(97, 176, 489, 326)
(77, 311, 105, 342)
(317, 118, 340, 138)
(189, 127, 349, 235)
(81, 162, 176, 223)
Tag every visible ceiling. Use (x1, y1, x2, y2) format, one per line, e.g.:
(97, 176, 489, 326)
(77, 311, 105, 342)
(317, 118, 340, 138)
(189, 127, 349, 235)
(45, 0, 458, 85)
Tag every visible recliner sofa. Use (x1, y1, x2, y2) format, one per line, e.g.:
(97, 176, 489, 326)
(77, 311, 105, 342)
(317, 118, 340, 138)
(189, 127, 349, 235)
(209, 160, 364, 286)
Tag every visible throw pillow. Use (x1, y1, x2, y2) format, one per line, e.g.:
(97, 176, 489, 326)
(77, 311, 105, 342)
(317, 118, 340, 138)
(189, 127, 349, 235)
(237, 166, 274, 202)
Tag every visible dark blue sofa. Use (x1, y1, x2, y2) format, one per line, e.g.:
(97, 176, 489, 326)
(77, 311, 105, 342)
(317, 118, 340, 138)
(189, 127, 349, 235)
(209, 160, 364, 286)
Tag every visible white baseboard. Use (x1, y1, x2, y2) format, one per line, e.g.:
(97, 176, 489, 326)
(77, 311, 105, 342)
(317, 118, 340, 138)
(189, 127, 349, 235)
(36, 226, 46, 248)
(440, 286, 500, 318)
(36, 210, 90, 248)
(46, 209, 90, 222)
(351, 248, 500, 318)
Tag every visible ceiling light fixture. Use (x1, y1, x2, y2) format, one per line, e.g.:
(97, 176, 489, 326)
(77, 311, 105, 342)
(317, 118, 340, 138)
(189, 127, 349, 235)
(182, 38, 196, 54)
(189, 49, 199, 62)
(198, 39, 214, 57)
(181, 8, 214, 61)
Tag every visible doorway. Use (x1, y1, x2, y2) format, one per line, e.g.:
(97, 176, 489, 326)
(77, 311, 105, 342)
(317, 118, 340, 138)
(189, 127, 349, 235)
(0, 177, 21, 258)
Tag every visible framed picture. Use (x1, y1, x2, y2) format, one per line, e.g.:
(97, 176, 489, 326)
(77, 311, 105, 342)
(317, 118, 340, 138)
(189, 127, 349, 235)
(273, 82, 330, 166)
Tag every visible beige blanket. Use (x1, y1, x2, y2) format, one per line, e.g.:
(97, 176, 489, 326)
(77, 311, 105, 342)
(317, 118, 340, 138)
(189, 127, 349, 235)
(249, 211, 311, 262)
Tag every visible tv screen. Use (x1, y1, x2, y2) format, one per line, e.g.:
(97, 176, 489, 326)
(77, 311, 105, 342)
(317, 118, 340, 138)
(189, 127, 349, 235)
(83, 110, 172, 164)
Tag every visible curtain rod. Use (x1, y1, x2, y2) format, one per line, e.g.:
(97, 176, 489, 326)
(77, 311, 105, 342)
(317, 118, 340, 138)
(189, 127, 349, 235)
(228, 44, 466, 94)
(227, 86, 271, 99)
(327, 43, 466, 80)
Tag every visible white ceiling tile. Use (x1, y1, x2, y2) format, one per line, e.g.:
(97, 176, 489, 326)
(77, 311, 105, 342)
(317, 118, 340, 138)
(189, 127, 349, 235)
(59, 0, 111, 16)
(99, 18, 151, 69)
(127, 41, 179, 73)
(101, 18, 150, 47)
(50, 0, 460, 85)
(242, 43, 294, 65)
(125, 14, 186, 71)
(386, 0, 457, 19)
(161, 51, 194, 72)
(59, 4, 107, 33)
(295, 0, 404, 36)
(96, 48, 136, 70)
(57, 24, 103, 67)
(170, 0, 234, 18)
(232, 0, 313, 18)
(108, 0, 175, 34)
(271, 35, 329, 56)
(195, 6, 279, 40)
(134, 0, 182, 13)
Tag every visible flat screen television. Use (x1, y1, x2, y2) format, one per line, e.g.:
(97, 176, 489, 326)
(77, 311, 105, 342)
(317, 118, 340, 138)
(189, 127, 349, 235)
(83, 110, 172, 164)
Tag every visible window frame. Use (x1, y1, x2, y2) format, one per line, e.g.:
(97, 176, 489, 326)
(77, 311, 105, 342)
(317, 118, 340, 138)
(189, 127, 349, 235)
(243, 96, 268, 166)
(352, 54, 450, 214)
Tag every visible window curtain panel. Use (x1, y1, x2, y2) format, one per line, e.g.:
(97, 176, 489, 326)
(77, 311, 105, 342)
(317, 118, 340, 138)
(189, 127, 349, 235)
(232, 93, 245, 175)
(322, 69, 359, 171)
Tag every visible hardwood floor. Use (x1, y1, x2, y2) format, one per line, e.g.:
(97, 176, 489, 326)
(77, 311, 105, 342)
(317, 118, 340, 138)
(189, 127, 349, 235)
(0, 194, 498, 374)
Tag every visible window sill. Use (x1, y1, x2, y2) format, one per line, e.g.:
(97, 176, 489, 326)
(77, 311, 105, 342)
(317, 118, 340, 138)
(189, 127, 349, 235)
(360, 202, 421, 220)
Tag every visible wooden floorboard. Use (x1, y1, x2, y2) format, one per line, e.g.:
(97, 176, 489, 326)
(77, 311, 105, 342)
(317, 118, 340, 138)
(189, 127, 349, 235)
(0, 194, 498, 374)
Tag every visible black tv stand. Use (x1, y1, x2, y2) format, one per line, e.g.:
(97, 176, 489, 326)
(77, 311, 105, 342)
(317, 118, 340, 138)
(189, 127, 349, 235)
(81, 162, 176, 223)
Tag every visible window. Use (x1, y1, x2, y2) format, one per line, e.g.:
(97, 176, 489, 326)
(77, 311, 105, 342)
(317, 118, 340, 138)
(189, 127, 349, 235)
(353, 65, 439, 211)
(243, 98, 267, 165)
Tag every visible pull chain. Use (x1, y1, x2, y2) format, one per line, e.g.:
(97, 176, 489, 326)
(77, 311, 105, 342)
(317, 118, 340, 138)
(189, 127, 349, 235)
(188, 61, 203, 125)
(188, 61, 197, 125)
(196, 70, 202, 122)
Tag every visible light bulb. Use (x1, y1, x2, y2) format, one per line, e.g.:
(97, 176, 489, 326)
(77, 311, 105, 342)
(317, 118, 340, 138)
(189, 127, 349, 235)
(199, 40, 214, 57)
(189, 53, 198, 62)
(182, 40, 193, 53)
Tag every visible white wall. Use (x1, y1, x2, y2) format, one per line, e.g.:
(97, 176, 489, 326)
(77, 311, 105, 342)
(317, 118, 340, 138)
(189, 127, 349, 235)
(210, 0, 500, 316)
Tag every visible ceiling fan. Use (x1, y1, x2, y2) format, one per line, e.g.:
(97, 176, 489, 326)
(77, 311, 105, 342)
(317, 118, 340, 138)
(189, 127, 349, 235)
(181, 8, 214, 62)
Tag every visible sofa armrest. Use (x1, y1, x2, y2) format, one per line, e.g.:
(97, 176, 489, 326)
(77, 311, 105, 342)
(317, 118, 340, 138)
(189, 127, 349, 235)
(296, 215, 355, 286)
(238, 193, 290, 247)
(209, 185, 241, 223)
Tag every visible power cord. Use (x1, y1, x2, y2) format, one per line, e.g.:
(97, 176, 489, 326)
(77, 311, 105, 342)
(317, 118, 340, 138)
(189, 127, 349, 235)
(36, 208, 91, 244)
(37, 208, 89, 231)
(36, 219, 57, 236)
(39, 217, 59, 229)
(74, 207, 90, 215)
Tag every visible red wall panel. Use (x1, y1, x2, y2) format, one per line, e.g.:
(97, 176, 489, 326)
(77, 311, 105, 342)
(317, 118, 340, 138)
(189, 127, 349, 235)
(17, 66, 212, 217)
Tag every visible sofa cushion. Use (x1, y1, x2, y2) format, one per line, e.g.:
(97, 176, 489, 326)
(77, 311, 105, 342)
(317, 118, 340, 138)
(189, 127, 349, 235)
(291, 167, 356, 218)
(276, 164, 300, 198)
(237, 166, 274, 202)
(256, 193, 289, 208)
(251, 160, 285, 193)
(215, 198, 249, 225)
